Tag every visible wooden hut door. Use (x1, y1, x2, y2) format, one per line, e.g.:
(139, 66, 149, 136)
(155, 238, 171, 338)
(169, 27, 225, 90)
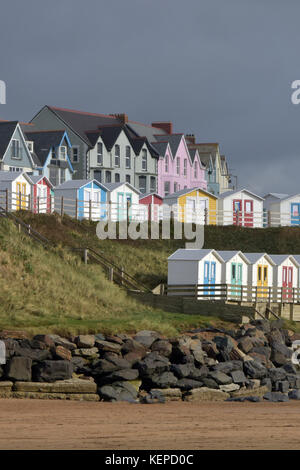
(244, 200, 253, 227)
(203, 261, 216, 296)
(233, 200, 242, 225)
(257, 265, 268, 298)
(283, 266, 293, 301)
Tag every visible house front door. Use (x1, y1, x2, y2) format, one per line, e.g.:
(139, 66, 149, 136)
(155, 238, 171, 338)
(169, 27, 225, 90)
(291, 203, 300, 225)
(233, 200, 242, 225)
(244, 200, 254, 227)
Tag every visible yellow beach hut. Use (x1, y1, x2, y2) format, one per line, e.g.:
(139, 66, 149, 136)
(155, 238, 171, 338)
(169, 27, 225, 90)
(163, 187, 218, 224)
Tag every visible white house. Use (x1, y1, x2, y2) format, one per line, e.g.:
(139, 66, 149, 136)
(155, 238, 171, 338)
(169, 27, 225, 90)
(269, 254, 300, 302)
(0, 171, 32, 211)
(104, 182, 141, 221)
(244, 253, 275, 301)
(167, 249, 224, 299)
(218, 189, 264, 227)
(263, 193, 300, 227)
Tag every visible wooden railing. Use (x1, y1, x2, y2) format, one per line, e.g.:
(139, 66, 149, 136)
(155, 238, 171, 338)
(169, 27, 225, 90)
(1, 189, 300, 228)
(166, 283, 300, 304)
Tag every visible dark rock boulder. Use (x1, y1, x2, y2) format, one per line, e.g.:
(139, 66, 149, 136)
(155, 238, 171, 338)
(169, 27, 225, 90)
(208, 370, 232, 385)
(151, 340, 172, 357)
(288, 389, 300, 400)
(177, 378, 203, 391)
(264, 391, 289, 402)
(105, 368, 139, 382)
(243, 360, 267, 379)
(5, 357, 32, 382)
(270, 342, 292, 367)
(99, 381, 138, 402)
(148, 371, 178, 389)
(33, 360, 72, 382)
(135, 352, 170, 378)
(231, 369, 247, 385)
(134, 331, 161, 349)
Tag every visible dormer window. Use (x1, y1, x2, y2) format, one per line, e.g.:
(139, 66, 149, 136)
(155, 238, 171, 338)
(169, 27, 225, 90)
(115, 145, 120, 167)
(59, 146, 67, 160)
(51, 147, 56, 159)
(97, 142, 103, 165)
(26, 141, 34, 153)
(11, 140, 21, 159)
(142, 149, 147, 171)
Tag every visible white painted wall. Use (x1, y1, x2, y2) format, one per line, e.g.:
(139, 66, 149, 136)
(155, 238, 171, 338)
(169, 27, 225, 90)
(219, 191, 264, 227)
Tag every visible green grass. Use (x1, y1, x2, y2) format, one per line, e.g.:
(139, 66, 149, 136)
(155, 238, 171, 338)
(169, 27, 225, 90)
(0, 217, 234, 336)
(16, 212, 300, 289)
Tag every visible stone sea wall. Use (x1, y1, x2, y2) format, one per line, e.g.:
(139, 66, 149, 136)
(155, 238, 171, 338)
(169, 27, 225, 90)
(1, 320, 300, 403)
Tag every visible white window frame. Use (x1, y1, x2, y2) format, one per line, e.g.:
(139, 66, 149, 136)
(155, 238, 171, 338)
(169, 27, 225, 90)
(26, 141, 34, 153)
(142, 149, 147, 171)
(59, 146, 67, 160)
(11, 139, 21, 159)
(114, 145, 120, 167)
(97, 142, 103, 165)
(72, 146, 79, 163)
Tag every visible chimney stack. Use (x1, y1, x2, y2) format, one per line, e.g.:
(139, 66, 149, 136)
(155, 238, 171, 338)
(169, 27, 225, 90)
(185, 134, 196, 144)
(152, 121, 173, 135)
(114, 113, 129, 124)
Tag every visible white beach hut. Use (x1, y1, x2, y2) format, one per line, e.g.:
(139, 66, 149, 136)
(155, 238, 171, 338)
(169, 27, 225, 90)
(167, 249, 224, 299)
(268, 254, 299, 302)
(218, 189, 264, 227)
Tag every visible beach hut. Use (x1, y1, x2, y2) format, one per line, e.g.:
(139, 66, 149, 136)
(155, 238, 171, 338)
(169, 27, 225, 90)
(28, 175, 53, 213)
(139, 192, 163, 221)
(0, 171, 32, 211)
(216, 250, 250, 300)
(218, 189, 264, 227)
(54, 179, 107, 220)
(263, 193, 300, 226)
(163, 187, 218, 224)
(167, 249, 224, 298)
(269, 255, 300, 302)
(244, 253, 275, 301)
(104, 182, 140, 221)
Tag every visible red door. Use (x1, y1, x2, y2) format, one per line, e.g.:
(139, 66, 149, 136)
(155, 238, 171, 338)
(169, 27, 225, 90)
(244, 200, 253, 227)
(233, 200, 242, 225)
(282, 266, 293, 300)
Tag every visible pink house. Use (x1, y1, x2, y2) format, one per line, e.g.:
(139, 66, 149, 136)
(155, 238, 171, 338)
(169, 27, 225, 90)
(151, 132, 207, 197)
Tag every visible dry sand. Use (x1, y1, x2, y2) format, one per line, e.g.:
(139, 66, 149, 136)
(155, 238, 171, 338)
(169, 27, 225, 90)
(0, 399, 299, 450)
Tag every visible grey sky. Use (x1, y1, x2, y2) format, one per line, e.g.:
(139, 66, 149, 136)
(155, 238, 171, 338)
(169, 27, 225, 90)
(0, 0, 299, 195)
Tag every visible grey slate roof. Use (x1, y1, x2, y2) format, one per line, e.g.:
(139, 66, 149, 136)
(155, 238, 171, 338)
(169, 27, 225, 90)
(219, 188, 264, 201)
(127, 121, 167, 142)
(23, 130, 66, 167)
(216, 250, 250, 264)
(243, 253, 274, 264)
(264, 193, 289, 199)
(292, 255, 300, 266)
(168, 249, 216, 261)
(139, 192, 163, 200)
(46, 106, 120, 146)
(103, 182, 140, 194)
(154, 134, 183, 156)
(268, 254, 300, 266)
(0, 170, 22, 181)
(150, 141, 169, 157)
(55, 179, 106, 191)
(164, 186, 217, 200)
(188, 148, 198, 163)
(0, 121, 18, 159)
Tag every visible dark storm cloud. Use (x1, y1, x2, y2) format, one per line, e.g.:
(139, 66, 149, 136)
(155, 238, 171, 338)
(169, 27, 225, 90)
(0, 0, 299, 194)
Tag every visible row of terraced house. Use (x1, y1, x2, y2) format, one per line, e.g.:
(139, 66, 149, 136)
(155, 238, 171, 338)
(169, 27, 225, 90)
(0, 105, 232, 198)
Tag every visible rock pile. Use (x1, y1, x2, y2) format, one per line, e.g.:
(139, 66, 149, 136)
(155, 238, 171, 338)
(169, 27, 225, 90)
(1, 320, 300, 403)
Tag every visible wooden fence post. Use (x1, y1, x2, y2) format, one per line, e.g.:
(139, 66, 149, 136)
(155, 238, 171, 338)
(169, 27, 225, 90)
(204, 208, 208, 225)
(127, 200, 130, 225)
(267, 210, 271, 227)
(108, 200, 112, 220)
(89, 199, 92, 221)
(75, 198, 78, 220)
(108, 267, 114, 282)
(61, 196, 64, 217)
(28, 224, 31, 235)
(84, 249, 88, 265)
(160, 284, 165, 296)
(27, 193, 31, 212)
(37, 196, 40, 215)
(5, 189, 8, 212)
